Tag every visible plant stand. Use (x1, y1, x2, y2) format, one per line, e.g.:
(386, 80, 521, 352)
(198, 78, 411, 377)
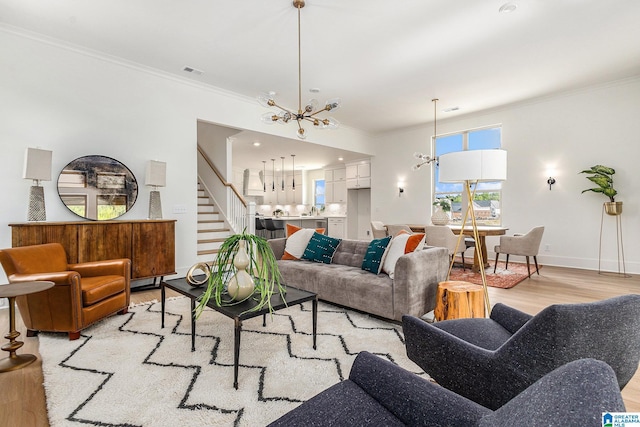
(598, 204, 630, 277)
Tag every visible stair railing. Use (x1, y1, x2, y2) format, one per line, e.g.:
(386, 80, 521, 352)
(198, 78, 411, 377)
(197, 145, 255, 235)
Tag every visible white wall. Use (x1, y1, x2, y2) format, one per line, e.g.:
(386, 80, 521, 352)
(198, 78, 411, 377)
(371, 77, 640, 273)
(0, 28, 371, 283)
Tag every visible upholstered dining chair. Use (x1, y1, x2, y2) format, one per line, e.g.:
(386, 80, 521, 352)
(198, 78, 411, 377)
(385, 224, 413, 237)
(425, 225, 468, 271)
(494, 225, 544, 277)
(370, 221, 388, 239)
(268, 351, 625, 426)
(0, 243, 131, 340)
(403, 294, 640, 410)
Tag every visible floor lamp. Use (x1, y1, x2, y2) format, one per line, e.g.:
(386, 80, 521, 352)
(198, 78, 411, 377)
(438, 149, 507, 315)
(23, 147, 53, 222)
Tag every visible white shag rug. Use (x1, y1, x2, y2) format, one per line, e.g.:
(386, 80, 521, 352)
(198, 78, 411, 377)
(39, 297, 425, 426)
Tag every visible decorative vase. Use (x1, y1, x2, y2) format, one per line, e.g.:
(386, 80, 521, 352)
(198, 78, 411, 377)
(604, 201, 623, 216)
(227, 240, 255, 301)
(431, 206, 450, 226)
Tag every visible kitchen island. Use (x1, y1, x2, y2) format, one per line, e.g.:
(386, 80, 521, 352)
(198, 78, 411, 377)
(264, 216, 328, 233)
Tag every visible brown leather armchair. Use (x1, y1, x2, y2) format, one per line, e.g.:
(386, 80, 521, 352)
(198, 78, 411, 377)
(0, 243, 131, 340)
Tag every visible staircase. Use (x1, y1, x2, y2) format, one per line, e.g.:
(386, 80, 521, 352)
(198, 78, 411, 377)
(196, 181, 232, 265)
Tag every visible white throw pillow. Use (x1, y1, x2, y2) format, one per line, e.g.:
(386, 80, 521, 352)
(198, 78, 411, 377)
(382, 232, 425, 279)
(283, 228, 317, 260)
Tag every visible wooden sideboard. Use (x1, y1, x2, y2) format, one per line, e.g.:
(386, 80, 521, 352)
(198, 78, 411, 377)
(9, 219, 176, 281)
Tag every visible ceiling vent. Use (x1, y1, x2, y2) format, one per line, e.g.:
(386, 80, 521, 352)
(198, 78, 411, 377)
(183, 66, 204, 75)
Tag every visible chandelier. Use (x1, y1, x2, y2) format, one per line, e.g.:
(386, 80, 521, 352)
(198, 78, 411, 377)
(412, 98, 439, 170)
(258, 0, 341, 140)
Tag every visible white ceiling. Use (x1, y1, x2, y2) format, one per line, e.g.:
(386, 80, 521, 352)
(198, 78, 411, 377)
(3, 0, 640, 169)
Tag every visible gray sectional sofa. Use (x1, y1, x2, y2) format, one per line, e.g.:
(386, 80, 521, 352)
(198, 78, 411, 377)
(267, 238, 449, 321)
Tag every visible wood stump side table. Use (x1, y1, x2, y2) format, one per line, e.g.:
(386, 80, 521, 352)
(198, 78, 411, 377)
(0, 281, 54, 373)
(434, 281, 485, 321)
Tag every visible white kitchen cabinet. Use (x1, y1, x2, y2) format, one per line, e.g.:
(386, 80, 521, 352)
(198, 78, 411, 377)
(324, 166, 347, 203)
(326, 180, 347, 203)
(327, 217, 346, 239)
(346, 160, 371, 189)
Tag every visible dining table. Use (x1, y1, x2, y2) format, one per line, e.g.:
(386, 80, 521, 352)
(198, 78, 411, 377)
(408, 224, 508, 272)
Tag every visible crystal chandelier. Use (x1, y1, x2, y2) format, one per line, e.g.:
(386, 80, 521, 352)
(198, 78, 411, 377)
(258, 0, 341, 140)
(412, 98, 440, 170)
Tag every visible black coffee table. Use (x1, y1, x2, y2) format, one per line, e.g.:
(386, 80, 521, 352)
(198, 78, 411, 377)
(161, 277, 317, 389)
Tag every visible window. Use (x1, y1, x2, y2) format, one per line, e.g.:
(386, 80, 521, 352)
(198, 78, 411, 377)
(314, 179, 325, 209)
(434, 126, 502, 226)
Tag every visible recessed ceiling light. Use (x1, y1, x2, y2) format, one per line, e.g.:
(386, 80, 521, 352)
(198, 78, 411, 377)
(309, 88, 321, 93)
(444, 106, 460, 113)
(253, 142, 261, 147)
(338, 157, 344, 161)
(499, 2, 517, 13)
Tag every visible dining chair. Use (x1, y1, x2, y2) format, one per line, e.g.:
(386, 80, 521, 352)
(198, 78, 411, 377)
(425, 225, 468, 270)
(494, 226, 545, 277)
(370, 221, 388, 239)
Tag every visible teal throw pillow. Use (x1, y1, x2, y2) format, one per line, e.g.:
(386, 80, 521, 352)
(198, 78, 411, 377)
(362, 236, 392, 274)
(302, 232, 342, 264)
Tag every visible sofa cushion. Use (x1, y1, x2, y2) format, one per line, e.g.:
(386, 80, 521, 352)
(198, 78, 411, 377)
(362, 236, 392, 274)
(382, 232, 425, 279)
(302, 232, 341, 264)
(282, 227, 316, 260)
(331, 239, 369, 267)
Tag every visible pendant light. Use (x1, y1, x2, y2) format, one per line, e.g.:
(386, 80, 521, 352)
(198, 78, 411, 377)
(262, 160, 266, 192)
(271, 159, 275, 192)
(281, 157, 285, 192)
(291, 154, 296, 191)
(412, 98, 440, 170)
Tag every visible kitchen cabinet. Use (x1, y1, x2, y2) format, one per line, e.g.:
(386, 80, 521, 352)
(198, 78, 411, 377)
(324, 166, 347, 203)
(326, 180, 347, 203)
(346, 160, 371, 189)
(9, 220, 176, 282)
(327, 217, 346, 239)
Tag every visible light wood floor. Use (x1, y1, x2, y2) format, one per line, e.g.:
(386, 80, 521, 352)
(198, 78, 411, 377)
(1, 266, 639, 426)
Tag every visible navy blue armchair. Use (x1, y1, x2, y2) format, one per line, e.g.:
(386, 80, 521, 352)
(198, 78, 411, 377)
(403, 294, 640, 410)
(269, 351, 624, 426)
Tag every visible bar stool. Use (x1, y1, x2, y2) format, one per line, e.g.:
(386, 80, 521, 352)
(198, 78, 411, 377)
(255, 217, 266, 238)
(264, 218, 285, 238)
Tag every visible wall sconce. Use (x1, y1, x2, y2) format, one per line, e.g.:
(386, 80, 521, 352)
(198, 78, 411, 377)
(23, 147, 52, 221)
(146, 160, 166, 219)
(398, 182, 405, 197)
(547, 177, 556, 190)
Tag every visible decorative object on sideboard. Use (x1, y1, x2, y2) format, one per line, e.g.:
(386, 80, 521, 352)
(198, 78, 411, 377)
(185, 262, 211, 287)
(258, 0, 340, 140)
(23, 147, 52, 222)
(57, 155, 138, 221)
(439, 149, 508, 315)
(195, 230, 285, 318)
(146, 160, 166, 220)
(412, 98, 439, 171)
(431, 198, 451, 225)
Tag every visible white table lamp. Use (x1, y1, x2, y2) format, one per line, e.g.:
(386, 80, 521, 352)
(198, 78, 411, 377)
(23, 147, 53, 221)
(145, 160, 166, 219)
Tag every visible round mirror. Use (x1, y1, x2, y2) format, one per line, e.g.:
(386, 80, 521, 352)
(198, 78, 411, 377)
(57, 155, 138, 220)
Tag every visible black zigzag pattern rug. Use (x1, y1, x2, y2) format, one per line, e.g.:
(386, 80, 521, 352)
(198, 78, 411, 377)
(39, 297, 426, 426)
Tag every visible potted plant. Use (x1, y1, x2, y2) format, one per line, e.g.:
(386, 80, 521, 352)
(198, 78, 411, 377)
(579, 165, 622, 215)
(195, 230, 286, 318)
(431, 198, 451, 225)
(273, 208, 284, 218)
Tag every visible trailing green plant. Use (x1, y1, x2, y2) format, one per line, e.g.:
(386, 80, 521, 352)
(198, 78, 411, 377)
(579, 165, 617, 202)
(433, 198, 452, 212)
(195, 230, 285, 318)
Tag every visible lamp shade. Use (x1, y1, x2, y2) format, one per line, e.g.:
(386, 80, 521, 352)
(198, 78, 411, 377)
(145, 160, 166, 187)
(23, 147, 52, 181)
(439, 149, 507, 183)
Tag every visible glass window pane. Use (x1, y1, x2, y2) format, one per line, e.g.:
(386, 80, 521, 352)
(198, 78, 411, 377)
(435, 134, 464, 194)
(469, 127, 501, 150)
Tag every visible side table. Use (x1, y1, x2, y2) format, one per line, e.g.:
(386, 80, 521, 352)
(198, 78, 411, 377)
(0, 281, 54, 372)
(434, 281, 485, 321)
